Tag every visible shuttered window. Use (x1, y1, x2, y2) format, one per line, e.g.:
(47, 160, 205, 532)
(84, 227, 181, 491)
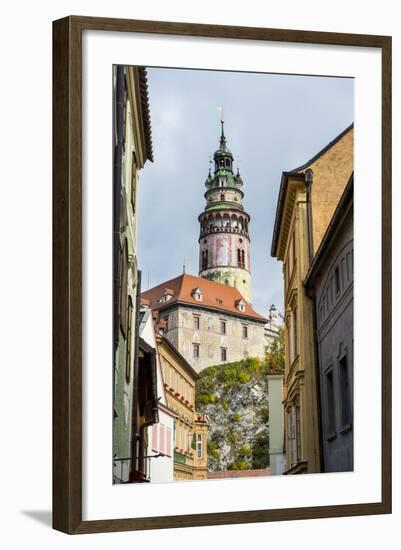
(119, 240, 129, 338)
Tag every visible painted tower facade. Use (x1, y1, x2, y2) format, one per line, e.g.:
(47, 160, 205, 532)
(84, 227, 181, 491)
(198, 119, 252, 303)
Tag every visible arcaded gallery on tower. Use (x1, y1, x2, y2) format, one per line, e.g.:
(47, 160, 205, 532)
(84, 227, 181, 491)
(141, 119, 277, 372)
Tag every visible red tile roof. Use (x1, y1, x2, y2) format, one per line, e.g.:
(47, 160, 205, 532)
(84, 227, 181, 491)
(141, 273, 267, 322)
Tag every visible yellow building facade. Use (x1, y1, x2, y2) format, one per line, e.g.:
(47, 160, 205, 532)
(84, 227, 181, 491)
(157, 334, 209, 480)
(271, 125, 353, 474)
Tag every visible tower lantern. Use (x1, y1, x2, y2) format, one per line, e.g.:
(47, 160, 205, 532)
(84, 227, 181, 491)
(198, 117, 252, 303)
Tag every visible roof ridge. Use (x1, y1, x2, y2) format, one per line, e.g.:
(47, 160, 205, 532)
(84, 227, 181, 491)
(289, 123, 354, 174)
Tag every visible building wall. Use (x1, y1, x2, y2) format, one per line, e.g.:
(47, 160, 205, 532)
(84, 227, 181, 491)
(113, 67, 141, 476)
(148, 410, 175, 483)
(267, 375, 286, 475)
(309, 127, 353, 253)
(281, 191, 321, 474)
(140, 307, 175, 483)
(313, 216, 353, 472)
(160, 305, 268, 372)
(113, 66, 151, 482)
(158, 337, 208, 480)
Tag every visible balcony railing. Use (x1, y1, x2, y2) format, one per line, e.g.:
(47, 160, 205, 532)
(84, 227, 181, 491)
(113, 452, 166, 484)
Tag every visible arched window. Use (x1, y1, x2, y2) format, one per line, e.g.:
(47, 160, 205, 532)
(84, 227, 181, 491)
(220, 193, 225, 202)
(201, 250, 208, 270)
(237, 248, 245, 269)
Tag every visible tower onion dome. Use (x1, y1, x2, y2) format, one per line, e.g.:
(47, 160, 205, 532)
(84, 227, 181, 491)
(206, 118, 242, 190)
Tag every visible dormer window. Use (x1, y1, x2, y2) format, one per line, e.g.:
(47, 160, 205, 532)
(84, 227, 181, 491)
(191, 287, 203, 302)
(160, 287, 174, 303)
(235, 298, 246, 312)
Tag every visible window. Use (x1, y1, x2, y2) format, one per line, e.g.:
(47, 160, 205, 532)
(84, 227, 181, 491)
(162, 315, 169, 331)
(152, 424, 158, 452)
(130, 151, 137, 210)
(287, 318, 292, 364)
(220, 193, 225, 201)
(193, 315, 200, 330)
(192, 288, 203, 301)
(119, 241, 129, 338)
(201, 250, 208, 270)
(221, 347, 227, 361)
(242, 325, 248, 339)
(197, 433, 203, 459)
(288, 408, 297, 466)
(339, 354, 352, 427)
(292, 231, 296, 267)
(346, 252, 351, 281)
(193, 343, 200, 359)
(237, 249, 245, 268)
(293, 308, 298, 358)
(220, 320, 226, 334)
(326, 369, 336, 437)
(125, 296, 133, 383)
(295, 405, 301, 461)
(159, 424, 165, 454)
(166, 427, 172, 457)
(334, 266, 341, 295)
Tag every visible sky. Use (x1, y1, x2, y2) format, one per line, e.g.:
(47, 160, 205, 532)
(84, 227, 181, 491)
(137, 67, 353, 316)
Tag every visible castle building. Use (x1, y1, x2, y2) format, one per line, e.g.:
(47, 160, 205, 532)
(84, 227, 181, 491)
(198, 118, 252, 303)
(141, 273, 269, 372)
(141, 118, 276, 373)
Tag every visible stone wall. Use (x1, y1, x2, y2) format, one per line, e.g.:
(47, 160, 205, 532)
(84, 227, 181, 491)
(162, 304, 267, 372)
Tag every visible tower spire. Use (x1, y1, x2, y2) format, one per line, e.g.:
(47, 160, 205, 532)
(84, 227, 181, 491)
(218, 106, 226, 149)
(198, 115, 252, 303)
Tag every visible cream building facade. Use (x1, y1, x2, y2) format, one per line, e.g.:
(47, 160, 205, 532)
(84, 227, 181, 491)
(157, 334, 209, 480)
(112, 65, 153, 483)
(271, 124, 353, 474)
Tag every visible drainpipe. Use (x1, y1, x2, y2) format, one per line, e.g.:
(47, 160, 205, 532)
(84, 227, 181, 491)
(307, 286, 325, 473)
(303, 169, 324, 471)
(304, 169, 314, 265)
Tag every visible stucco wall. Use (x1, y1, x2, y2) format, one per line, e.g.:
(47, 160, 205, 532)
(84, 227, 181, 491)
(309, 128, 353, 253)
(163, 305, 266, 372)
(313, 215, 353, 472)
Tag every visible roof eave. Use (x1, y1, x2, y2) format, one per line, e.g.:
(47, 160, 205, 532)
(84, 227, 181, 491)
(270, 171, 304, 258)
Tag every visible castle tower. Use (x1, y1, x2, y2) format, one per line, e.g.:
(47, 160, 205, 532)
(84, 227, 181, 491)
(198, 117, 252, 303)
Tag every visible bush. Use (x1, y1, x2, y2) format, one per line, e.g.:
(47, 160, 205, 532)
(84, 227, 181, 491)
(252, 431, 270, 469)
(239, 444, 251, 457)
(259, 406, 269, 423)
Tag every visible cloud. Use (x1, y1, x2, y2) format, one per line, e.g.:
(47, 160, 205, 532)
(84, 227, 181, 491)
(138, 67, 354, 313)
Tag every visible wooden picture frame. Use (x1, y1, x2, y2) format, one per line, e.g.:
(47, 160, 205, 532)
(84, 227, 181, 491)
(53, 15, 392, 534)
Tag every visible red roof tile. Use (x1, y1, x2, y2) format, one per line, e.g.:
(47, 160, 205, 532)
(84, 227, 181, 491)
(141, 273, 267, 322)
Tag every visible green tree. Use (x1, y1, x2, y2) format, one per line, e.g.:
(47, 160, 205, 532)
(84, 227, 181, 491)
(265, 325, 285, 372)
